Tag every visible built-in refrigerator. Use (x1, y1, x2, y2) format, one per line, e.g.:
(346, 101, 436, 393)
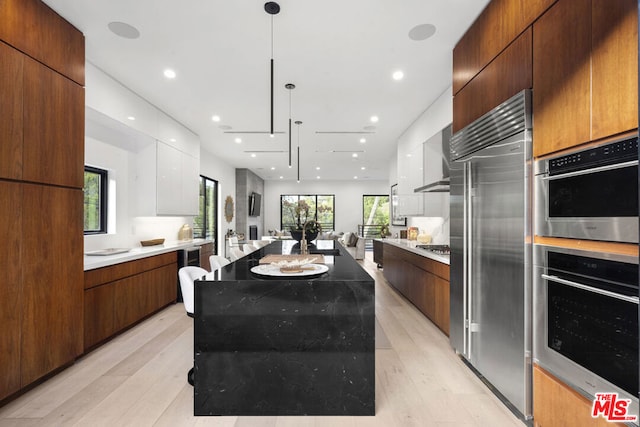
(449, 90, 532, 419)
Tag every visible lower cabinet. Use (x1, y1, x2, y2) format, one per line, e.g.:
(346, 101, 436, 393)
(84, 252, 178, 350)
(199, 242, 214, 271)
(382, 243, 450, 335)
(533, 365, 627, 427)
(373, 240, 383, 267)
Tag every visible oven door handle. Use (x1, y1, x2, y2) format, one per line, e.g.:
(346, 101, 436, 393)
(540, 160, 638, 180)
(541, 274, 639, 304)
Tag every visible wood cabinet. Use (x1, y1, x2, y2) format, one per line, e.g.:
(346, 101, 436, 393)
(533, 365, 627, 427)
(453, 28, 532, 133)
(533, 0, 638, 157)
(0, 41, 23, 180)
(453, 0, 554, 95)
(21, 184, 84, 386)
(373, 240, 383, 268)
(199, 242, 214, 271)
(591, 0, 638, 140)
(0, 182, 22, 399)
(0, 0, 85, 402)
(84, 252, 178, 350)
(23, 57, 84, 188)
(0, 0, 84, 85)
(533, 0, 592, 157)
(382, 243, 450, 335)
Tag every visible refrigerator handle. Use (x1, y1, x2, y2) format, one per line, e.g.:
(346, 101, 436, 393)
(464, 161, 472, 357)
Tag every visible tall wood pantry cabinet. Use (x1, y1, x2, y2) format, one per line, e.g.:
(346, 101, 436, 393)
(0, 0, 85, 401)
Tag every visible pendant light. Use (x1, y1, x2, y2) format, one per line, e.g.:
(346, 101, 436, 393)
(295, 120, 302, 182)
(285, 83, 295, 168)
(264, 2, 280, 137)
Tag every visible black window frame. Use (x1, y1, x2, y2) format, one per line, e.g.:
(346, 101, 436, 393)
(194, 175, 218, 252)
(83, 165, 108, 235)
(280, 194, 335, 231)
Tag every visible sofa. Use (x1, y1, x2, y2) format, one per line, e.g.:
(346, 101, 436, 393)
(338, 232, 365, 260)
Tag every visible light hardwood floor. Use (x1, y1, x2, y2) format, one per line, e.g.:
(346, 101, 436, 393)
(0, 254, 525, 427)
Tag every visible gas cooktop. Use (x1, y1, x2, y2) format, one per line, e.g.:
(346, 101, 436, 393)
(416, 244, 450, 255)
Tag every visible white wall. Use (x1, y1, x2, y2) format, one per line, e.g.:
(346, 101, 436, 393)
(264, 180, 389, 234)
(200, 149, 237, 255)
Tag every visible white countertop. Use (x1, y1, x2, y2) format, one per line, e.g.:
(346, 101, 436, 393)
(376, 238, 450, 265)
(84, 239, 213, 271)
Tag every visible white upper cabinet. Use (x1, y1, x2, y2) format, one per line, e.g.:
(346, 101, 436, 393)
(396, 139, 424, 216)
(138, 141, 199, 216)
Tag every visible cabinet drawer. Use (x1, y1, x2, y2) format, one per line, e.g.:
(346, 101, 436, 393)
(85, 252, 178, 289)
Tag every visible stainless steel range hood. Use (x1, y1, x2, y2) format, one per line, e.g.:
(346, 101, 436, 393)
(414, 124, 451, 193)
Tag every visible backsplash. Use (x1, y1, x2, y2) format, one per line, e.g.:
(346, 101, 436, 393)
(407, 216, 450, 244)
(84, 216, 193, 252)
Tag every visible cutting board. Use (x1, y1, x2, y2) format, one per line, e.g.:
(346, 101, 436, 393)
(259, 254, 325, 264)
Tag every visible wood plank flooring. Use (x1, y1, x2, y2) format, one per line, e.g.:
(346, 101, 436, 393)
(0, 254, 525, 427)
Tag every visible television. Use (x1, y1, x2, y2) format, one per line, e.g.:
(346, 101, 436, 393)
(249, 192, 261, 216)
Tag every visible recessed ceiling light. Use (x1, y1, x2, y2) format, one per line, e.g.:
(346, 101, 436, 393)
(352, 153, 358, 158)
(392, 70, 404, 80)
(270, 166, 276, 170)
(250, 153, 256, 158)
(361, 166, 366, 170)
(408, 23, 436, 41)
(163, 69, 176, 79)
(127, 116, 136, 121)
(407, 153, 412, 158)
(270, 134, 275, 138)
(370, 116, 379, 123)
(354, 176, 358, 180)
(359, 138, 366, 143)
(234, 138, 242, 144)
(279, 176, 284, 179)
(316, 176, 321, 179)
(211, 115, 221, 122)
(107, 21, 140, 39)
(170, 138, 176, 142)
(316, 166, 320, 170)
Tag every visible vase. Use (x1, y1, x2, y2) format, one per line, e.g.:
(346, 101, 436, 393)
(290, 229, 318, 242)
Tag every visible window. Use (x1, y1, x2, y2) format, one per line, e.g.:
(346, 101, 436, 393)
(281, 194, 335, 231)
(84, 166, 108, 234)
(362, 195, 390, 237)
(194, 176, 218, 250)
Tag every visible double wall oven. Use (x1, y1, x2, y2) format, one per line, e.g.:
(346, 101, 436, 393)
(534, 134, 639, 423)
(535, 136, 638, 243)
(533, 245, 638, 419)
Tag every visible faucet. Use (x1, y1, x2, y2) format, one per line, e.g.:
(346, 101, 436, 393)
(300, 219, 319, 255)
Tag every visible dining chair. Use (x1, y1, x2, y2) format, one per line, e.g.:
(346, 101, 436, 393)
(229, 248, 245, 261)
(178, 266, 208, 386)
(242, 243, 257, 255)
(253, 240, 271, 248)
(228, 236, 239, 246)
(209, 254, 231, 271)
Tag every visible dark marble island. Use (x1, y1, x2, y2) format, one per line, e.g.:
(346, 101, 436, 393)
(193, 240, 375, 416)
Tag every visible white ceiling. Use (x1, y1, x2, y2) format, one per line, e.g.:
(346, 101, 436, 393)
(43, 0, 489, 181)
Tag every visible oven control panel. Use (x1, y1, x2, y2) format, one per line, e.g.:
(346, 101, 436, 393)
(549, 137, 638, 175)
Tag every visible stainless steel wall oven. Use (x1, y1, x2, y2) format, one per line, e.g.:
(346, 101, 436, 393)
(535, 136, 638, 243)
(533, 245, 638, 420)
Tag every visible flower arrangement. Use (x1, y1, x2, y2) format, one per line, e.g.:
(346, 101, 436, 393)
(283, 199, 332, 233)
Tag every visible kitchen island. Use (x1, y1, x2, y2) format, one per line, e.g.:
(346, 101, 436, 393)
(194, 240, 375, 416)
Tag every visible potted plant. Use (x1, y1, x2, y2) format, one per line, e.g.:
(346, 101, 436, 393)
(283, 199, 330, 242)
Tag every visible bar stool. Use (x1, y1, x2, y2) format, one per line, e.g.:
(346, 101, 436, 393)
(178, 266, 208, 386)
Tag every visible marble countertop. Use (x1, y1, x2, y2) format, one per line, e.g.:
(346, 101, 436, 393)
(376, 238, 450, 265)
(84, 239, 213, 271)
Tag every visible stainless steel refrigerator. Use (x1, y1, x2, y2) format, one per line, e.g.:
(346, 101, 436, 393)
(449, 90, 532, 419)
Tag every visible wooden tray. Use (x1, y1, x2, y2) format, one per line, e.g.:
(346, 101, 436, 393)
(140, 238, 165, 246)
(259, 254, 325, 264)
